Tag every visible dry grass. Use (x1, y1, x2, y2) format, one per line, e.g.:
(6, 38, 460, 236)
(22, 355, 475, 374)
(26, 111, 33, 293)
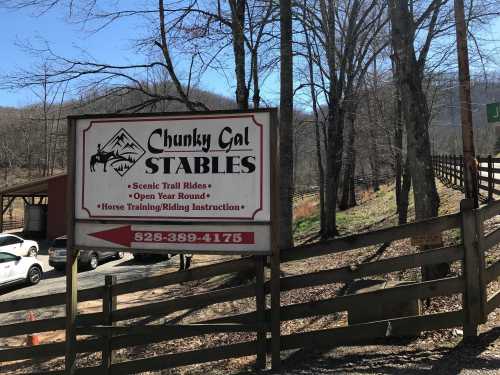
(293, 196, 319, 222)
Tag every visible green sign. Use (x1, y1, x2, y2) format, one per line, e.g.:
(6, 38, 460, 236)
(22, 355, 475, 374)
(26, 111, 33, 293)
(487, 102, 500, 123)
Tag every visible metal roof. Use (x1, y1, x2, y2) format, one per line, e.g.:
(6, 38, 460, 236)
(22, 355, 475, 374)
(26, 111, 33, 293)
(0, 174, 67, 197)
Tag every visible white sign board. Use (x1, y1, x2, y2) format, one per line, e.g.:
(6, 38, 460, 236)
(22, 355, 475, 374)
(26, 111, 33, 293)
(69, 110, 276, 254)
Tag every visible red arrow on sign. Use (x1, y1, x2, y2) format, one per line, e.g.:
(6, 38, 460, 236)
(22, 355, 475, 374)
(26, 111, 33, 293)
(89, 226, 133, 247)
(88, 226, 255, 247)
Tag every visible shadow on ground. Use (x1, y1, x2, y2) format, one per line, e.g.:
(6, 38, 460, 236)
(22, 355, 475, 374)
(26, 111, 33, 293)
(271, 327, 500, 374)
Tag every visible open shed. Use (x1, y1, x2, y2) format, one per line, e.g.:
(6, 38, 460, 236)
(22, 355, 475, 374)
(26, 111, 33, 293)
(0, 174, 67, 240)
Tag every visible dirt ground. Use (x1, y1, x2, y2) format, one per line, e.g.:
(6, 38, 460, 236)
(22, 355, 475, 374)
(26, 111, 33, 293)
(1, 181, 499, 374)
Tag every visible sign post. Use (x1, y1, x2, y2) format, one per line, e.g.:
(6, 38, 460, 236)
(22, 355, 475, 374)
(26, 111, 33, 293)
(65, 109, 279, 370)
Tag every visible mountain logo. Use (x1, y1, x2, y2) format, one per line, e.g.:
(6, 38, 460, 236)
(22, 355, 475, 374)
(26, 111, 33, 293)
(89, 128, 145, 177)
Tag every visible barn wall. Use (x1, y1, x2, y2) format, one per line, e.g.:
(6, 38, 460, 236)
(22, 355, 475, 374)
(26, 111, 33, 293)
(47, 175, 67, 240)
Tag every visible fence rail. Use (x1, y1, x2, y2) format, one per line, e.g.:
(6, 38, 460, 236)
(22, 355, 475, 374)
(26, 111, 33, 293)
(432, 154, 500, 201)
(0, 197, 499, 373)
(293, 173, 393, 201)
(1, 218, 24, 231)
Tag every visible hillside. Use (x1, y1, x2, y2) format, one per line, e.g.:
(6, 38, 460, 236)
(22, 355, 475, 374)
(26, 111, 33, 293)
(294, 180, 464, 243)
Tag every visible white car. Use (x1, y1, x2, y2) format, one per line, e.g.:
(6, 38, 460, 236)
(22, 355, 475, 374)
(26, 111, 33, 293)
(0, 234, 39, 257)
(0, 252, 43, 287)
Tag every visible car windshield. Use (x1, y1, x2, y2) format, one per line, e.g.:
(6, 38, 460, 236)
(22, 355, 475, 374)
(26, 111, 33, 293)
(52, 238, 67, 248)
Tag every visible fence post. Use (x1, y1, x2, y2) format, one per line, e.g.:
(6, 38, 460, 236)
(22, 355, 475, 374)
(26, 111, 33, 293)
(453, 155, 458, 185)
(255, 256, 266, 369)
(450, 155, 453, 184)
(102, 275, 117, 373)
(441, 155, 446, 182)
(445, 155, 451, 183)
(488, 155, 493, 202)
(443, 155, 446, 181)
(460, 199, 487, 338)
(460, 155, 464, 188)
(440, 154, 443, 178)
(449, 154, 453, 183)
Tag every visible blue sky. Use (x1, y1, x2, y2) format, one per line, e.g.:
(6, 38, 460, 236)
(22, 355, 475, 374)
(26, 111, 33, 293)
(0, 4, 499, 108)
(0, 6, 130, 106)
(0, 2, 246, 108)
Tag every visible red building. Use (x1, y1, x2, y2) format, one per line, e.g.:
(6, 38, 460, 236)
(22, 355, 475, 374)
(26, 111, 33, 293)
(0, 174, 67, 239)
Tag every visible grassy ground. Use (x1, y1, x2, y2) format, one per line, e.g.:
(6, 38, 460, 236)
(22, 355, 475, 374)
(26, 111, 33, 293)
(293, 180, 463, 243)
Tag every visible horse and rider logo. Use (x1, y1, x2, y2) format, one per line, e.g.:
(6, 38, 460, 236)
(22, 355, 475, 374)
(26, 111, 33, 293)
(89, 128, 145, 176)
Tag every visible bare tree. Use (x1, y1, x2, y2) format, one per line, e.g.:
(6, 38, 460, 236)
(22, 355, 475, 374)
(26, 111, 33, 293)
(280, 0, 294, 248)
(299, 0, 388, 237)
(300, 6, 326, 231)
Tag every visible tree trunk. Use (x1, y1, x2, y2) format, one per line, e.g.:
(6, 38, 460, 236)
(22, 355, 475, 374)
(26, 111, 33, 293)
(398, 156, 411, 224)
(279, 0, 294, 249)
(366, 82, 380, 192)
(251, 49, 260, 109)
(316, 119, 326, 233)
(302, 9, 325, 233)
(394, 76, 403, 216)
(390, 0, 447, 280)
(229, 0, 249, 110)
(324, 105, 344, 238)
(339, 108, 357, 210)
(368, 126, 380, 192)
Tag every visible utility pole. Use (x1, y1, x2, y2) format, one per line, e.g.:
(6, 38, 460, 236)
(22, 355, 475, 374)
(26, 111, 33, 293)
(454, 0, 479, 208)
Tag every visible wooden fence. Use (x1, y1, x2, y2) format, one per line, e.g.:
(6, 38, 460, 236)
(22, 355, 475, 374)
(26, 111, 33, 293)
(293, 172, 393, 201)
(0, 199, 499, 373)
(433, 154, 500, 201)
(1, 218, 24, 231)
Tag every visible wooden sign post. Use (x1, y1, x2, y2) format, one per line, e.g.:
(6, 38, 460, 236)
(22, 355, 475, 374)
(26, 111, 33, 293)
(65, 109, 280, 372)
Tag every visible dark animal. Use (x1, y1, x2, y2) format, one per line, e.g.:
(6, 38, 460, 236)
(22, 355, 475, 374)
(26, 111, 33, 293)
(90, 151, 117, 172)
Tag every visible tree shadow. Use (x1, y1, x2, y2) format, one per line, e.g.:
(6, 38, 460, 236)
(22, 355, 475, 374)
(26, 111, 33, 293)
(113, 255, 171, 267)
(431, 327, 500, 373)
(275, 327, 499, 374)
(0, 282, 32, 296)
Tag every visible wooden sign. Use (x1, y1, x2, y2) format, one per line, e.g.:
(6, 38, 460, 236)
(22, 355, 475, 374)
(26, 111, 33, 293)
(67, 109, 278, 255)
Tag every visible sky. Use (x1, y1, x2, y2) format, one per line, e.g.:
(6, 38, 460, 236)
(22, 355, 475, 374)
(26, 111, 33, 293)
(0, 2, 246, 108)
(0, 5, 136, 107)
(0, 3, 499, 109)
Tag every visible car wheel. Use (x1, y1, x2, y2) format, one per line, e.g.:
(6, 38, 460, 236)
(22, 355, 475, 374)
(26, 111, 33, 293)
(115, 252, 124, 259)
(28, 246, 37, 257)
(88, 253, 99, 270)
(27, 266, 42, 285)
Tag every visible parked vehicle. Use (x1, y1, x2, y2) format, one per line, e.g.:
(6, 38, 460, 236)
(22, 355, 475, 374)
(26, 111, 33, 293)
(0, 251, 43, 287)
(0, 233, 39, 257)
(48, 236, 123, 271)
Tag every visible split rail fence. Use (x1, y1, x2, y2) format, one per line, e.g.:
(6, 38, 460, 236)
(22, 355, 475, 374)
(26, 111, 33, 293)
(0, 199, 499, 374)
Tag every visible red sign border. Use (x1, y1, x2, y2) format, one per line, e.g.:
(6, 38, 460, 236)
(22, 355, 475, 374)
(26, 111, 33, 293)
(80, 114, 266, 221)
